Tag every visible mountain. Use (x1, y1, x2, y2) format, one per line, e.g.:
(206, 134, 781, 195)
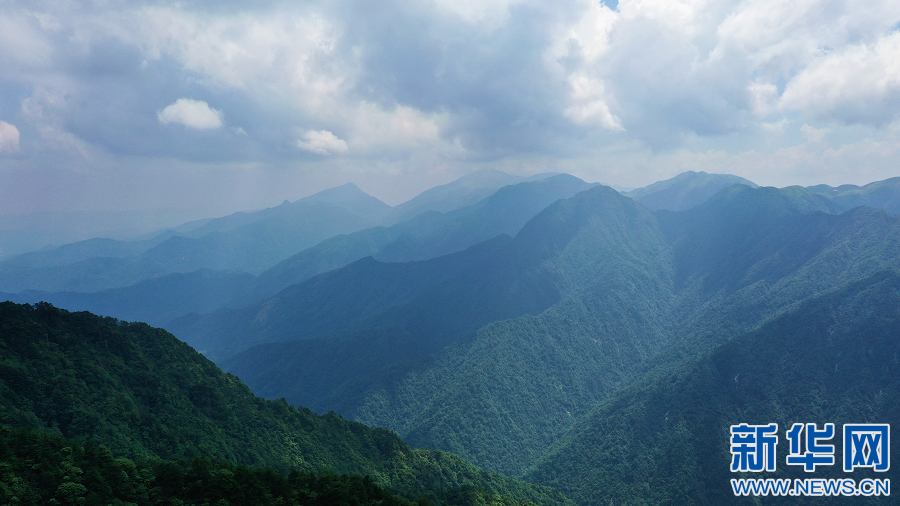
(181, 182, 391, 239)
(0, 174, 592, 338)
(0, 236, 171, 269)
(375, 174, 597, 263)
(0, 183, 392, 293)
(4, 174, 899, 505)
(807, 176, 900, 214)
(0, 171, 570, 303)
(0, 208, 195, 260)
(0, 301, 571, 506)
(626, 171, 757, 211)
(177, 235, 515, 361)
(242, 174, 597, 303)
(524, 270, 900, 506)
(216, 184, 900, 479)
(221, 185, 670, 418)
(382, 169, 555, 225)
(211, 185, 674, 470)
(349, 184, 865, 475)
(0, 269, 254, 327)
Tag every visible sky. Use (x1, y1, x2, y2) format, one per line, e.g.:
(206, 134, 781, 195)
(1, 0, 900, 226)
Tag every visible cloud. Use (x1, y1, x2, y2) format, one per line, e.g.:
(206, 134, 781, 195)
(296, 130, 349, 155)
(138, 7, 344, 111)
(542, 0, 900, 148)
(431, 0, 525, 27)
(346, 103, 451, 153)
(158, 98, 223, 130)
(5, 0, 900, 214)
(0, 121, 20, 152)
(780, 32, 900, 126)
(563, 74, 623, 130)
(800, 124, 830, 143)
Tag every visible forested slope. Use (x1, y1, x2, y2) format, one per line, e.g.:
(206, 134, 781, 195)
(0, 301, 572, 506)
(1, 425, 517, 506)
(525, 270, 900, 506)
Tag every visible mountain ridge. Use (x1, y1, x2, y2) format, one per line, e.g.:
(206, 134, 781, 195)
(218, 183, 900, 478)
(626, 170, 758, 211)
(525, 269, 900, 505)
(0, 300, 572, 506)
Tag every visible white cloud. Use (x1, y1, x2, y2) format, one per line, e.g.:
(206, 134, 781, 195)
(546, 0, 622, 130)
(564, 74, 624, 130)
(748, 81, 779, 118)
(158, 98, 224, 130)
(780, 32, 900, 126)
(296, 130, 349, 155)
(541, 0, 900, 147)
(431, 0, 525, 27)
(19, 86, 91, 158)
(138, 7, 345, 109)
(346, 103, 449, 153)
(0, 11, 55, 73)
(800, 124, 830, 143)
(0, 122, 20, 152)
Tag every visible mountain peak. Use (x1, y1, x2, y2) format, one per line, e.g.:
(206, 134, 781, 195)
(627, 171, 757, 211)
(383, 169, 527, 225)
(297, 182, 392, 220)
(301, 182, 372, 204)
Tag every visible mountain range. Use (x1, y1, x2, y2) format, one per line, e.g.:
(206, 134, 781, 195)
(2, 169, 900, 506)
(212, 181, 900, 481)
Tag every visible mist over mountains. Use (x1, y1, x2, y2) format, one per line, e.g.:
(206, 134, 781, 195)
(2, 169, 899, 505)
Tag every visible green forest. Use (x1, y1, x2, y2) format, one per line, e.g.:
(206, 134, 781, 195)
(0, 301, 569, 506)
(0, 424, 538, 506)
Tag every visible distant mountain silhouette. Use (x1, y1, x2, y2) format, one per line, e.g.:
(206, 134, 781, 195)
(626, 170, 757, 211)
(807, 176, 900, 214)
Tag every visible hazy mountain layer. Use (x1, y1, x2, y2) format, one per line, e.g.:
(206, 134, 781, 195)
(5, 171, 900, 504)
(0, 172, 585, 328)
(0, 184, 391, 293)
(179, 235, 516, 361)
(625, 170, 758, 211)
(382, 169, 554, 225)
(1, 269, 253, 326)
(807, 176, 900, 214)
(243, 174, 595, 304)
